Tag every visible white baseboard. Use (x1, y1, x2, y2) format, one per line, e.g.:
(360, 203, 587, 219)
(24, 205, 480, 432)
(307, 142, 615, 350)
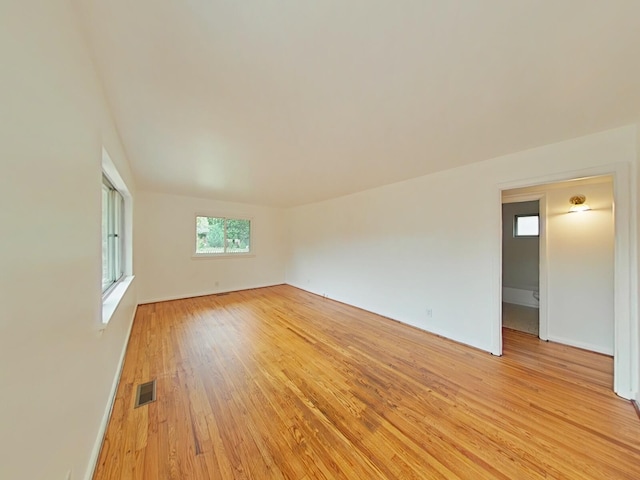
(612, 389, 635, 401)
(85, 304, 138, 480)
(502, 287, 539, 308)
(139, 282, 285, 305)
(546, 334, 613, 356)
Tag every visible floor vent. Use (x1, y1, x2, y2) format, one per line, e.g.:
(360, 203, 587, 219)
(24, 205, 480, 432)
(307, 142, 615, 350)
(134, 380, 156, 408)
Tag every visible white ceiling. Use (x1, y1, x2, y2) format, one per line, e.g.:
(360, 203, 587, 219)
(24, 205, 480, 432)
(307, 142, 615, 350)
(80, 1, 640, 207)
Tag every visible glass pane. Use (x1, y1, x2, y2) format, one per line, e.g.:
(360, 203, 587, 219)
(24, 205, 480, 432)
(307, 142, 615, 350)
(226, 218, 251, 253)
(102, 184, 112, 291)
(114, 192, 124, 281)
(196, 216, 225, 253)
(515, 215, 539, 236)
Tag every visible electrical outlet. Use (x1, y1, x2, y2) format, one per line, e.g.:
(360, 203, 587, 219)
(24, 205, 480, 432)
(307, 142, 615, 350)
(214, 281, 219, 287)
(426, 308, 433, 318)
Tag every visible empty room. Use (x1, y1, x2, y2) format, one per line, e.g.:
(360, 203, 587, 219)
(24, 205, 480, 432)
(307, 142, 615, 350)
(2, 1, 640, 479)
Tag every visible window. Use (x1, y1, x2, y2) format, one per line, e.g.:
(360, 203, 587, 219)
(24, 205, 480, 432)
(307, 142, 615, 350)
(514, 214, 539, 237)
(101, 148, 134, 326)
(102, 175, 124, 292)
(196, 216, 251, 255)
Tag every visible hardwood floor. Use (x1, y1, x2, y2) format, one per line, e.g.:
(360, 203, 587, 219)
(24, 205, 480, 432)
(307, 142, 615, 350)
(93, 285, 640, 479)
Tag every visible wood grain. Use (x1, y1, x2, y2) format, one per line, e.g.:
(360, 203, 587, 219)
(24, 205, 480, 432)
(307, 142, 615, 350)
(93, 285, 640, 479)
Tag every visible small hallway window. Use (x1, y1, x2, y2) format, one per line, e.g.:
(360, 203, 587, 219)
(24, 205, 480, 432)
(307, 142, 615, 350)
(514, 214, 539, 237)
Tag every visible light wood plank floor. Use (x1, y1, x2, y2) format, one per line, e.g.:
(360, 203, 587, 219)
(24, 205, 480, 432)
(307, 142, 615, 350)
(94, 285, 640, 479)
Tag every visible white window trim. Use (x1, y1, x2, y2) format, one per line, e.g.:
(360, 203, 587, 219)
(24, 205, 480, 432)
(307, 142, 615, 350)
(101, 148, 134, 327)
(192, 213, 254, 259)
(102, 276, 134, 326)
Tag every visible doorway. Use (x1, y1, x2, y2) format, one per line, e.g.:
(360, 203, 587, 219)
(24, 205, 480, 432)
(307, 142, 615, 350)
(501, 200, 540, 337)
(500, 176, 617, 378)
(495, 164, 634, 399)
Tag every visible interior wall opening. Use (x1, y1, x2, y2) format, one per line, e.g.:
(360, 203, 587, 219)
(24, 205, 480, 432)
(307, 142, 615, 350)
(501, 175, 615, 387)
(502, 200, 540, 337)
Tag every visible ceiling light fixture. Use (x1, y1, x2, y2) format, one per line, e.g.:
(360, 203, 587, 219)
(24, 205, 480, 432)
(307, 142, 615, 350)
(568, 194, 591, 213)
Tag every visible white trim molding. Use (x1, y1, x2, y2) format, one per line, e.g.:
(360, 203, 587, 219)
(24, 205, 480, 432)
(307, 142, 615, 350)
(101, 276, 135, 327)
(138, 283, 285, 305)
(546, 334, 614, 356)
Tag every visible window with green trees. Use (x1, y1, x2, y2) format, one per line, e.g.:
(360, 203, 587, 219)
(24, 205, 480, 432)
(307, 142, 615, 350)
(196, 216, 251, 255)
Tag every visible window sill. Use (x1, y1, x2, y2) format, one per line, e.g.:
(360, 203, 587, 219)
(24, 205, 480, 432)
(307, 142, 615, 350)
(102, 275, 135, 328)
(192, 253, 255, 260)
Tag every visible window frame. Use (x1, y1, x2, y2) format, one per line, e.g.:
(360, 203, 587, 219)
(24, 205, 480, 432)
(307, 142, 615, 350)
(513, 214, 540, 238)
(193, 214, 254, 258)
(102, 174, 125, 295)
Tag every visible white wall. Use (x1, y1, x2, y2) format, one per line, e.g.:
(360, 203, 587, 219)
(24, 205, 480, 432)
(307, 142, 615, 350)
(286, 126, 637, 371)
(0, 1, 137, 479)
(136, 191, 286, 302)
(546, 182, 614, 354)
(287, 169, 500, 349)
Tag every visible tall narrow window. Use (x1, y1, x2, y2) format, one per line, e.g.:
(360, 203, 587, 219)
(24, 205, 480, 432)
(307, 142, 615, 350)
(102, 175, 124, 293)
(195, 216, 251, 255)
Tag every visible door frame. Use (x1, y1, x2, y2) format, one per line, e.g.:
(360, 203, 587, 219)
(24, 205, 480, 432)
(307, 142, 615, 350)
(493, 162, 635, 399)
